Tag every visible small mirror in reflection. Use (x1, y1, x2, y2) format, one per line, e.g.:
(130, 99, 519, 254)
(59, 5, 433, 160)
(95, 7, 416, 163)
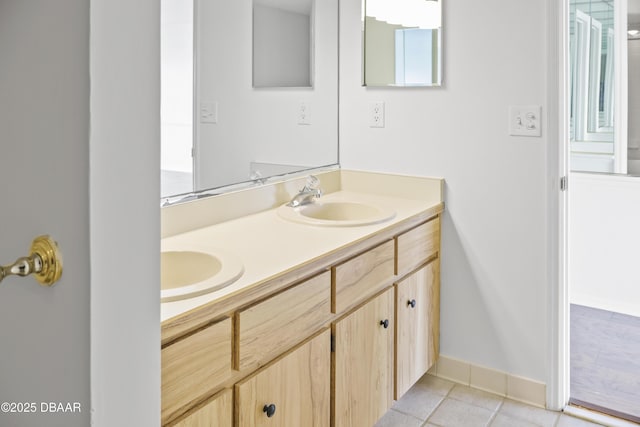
(363, 0, 442, 87)
(253, 0, 314, 88)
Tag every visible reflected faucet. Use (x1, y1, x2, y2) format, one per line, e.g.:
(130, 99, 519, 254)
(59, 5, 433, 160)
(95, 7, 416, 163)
(287, 175, 323, 207)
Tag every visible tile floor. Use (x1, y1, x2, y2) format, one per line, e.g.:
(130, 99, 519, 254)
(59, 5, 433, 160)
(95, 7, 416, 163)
(570, 304, 640, 422)
(374, 374, 606, 427)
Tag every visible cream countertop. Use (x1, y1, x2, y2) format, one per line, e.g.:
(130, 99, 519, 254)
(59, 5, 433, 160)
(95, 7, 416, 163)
(162, 191, 436, 322)
(160, 169, 444, 324)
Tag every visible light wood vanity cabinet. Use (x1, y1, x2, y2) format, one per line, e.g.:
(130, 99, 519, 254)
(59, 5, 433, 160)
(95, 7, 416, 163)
(236, 330, 331, 427)
(334, 288, 395, 427)
(161, 210, 442, 427)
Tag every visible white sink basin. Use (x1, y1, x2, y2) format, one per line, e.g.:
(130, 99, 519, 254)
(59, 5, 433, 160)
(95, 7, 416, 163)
(161, 248, 244, 302)
(278, 200, 395, 227)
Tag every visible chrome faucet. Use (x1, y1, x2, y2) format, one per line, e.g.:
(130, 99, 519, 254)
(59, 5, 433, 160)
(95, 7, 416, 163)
(287, 175, 323, 207)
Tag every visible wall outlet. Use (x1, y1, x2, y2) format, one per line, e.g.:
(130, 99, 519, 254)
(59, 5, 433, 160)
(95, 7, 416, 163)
(200, 101, 218, 124)
(509, 106, 541, 137)
(370, 102, 385, 128)
(298, 101, 311, 125)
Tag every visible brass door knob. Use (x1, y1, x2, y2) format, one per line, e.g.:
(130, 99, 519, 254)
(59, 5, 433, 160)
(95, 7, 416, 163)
(0, 235, 63, 286)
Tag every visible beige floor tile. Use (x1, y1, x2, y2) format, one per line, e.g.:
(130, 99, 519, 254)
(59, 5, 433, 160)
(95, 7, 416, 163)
(490, 413, 540, 427)
(448, 384, 504, 412)
(419, 374, 456, 396)
(427, 398, 494, 427)
(556, 414, 606, 427)
(498, 399, 560, 427)
(393, 381, 447, 420)
(374, 409, 424, 427)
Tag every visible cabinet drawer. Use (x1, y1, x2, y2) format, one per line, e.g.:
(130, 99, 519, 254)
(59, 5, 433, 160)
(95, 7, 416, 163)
(236, 330, 331, 427)
(236, 271, 331, 370)
(332, 240, 395, 314)
(396, 217, 440, 276)
(162, 318, 232, 424)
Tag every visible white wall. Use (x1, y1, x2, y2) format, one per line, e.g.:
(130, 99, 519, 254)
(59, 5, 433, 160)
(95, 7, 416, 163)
(90, 0, 160, 425)
(569, 173, 640, 317)
(195, 0, 338, 190)
(340, 0, 549, 382)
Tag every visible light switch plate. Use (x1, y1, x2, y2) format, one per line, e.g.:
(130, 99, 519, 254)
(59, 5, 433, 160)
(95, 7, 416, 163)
(509, 105, 541, 137)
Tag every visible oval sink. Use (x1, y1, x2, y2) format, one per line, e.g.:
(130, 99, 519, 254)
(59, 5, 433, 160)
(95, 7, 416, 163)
(161, 249, 244, 302)
(278, 200, 395, 227)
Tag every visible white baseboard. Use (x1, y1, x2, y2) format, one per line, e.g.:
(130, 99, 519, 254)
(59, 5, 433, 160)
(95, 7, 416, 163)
(431, 355, 547, 408)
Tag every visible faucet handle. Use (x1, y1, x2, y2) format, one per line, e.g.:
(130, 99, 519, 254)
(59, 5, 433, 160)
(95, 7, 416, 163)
(304, 175, 320, 190)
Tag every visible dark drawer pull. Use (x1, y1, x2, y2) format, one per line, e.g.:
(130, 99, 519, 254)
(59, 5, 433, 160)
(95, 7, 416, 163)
(408, 299, 416, 308)
(380, 319, 389, 329)
(263, 404, 276, 418)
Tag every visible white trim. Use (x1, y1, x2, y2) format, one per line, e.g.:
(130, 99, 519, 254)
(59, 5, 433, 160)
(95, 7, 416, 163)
(547, 0, 570, 412)
(614, 0, 628, 174)
(564, 406, 640, 427)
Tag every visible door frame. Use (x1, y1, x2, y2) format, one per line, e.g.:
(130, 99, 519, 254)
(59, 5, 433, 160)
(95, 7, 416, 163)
(547, 0, 570, 411)
(548, 0, 630, 410)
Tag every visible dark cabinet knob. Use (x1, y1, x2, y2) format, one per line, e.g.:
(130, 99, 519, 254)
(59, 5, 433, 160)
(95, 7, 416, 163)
(408, 299, 416, 308)
(380, 319, 389, 329)
(263, 404, 276, 418)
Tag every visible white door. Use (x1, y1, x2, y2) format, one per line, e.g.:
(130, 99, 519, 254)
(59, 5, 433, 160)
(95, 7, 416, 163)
(0, 2, 91, 426)
(1, 1, 160, 426)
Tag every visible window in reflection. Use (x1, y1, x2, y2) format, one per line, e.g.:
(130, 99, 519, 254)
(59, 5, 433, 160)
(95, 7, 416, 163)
(363, 0, 442, 87)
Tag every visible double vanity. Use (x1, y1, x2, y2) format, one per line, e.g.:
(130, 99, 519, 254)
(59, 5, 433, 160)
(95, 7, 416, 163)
(160, 169, 444, 427)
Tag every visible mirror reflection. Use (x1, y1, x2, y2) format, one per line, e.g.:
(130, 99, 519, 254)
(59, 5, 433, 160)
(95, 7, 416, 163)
(569, 0, 640, 175)
(253, 0, 314, 88)
(362, 0, 442, 87)
(160, 0, 338, 201)
(569, 0, 615, 173)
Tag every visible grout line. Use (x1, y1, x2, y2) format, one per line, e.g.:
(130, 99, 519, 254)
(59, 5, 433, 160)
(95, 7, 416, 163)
(485, 398, 505, 427)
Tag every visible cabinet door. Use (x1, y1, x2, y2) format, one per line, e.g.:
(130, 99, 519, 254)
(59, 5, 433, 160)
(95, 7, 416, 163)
(236, 329, 331, 427)
(172, 388, 232, 427)
(334, 288, 394, 427)
(395, 262, 439, 399)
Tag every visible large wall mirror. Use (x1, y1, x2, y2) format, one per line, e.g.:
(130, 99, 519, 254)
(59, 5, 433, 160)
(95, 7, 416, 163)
(569, 0, 640, 174)
(362, 0, 442, 87)
(160, 0, 338, 201)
